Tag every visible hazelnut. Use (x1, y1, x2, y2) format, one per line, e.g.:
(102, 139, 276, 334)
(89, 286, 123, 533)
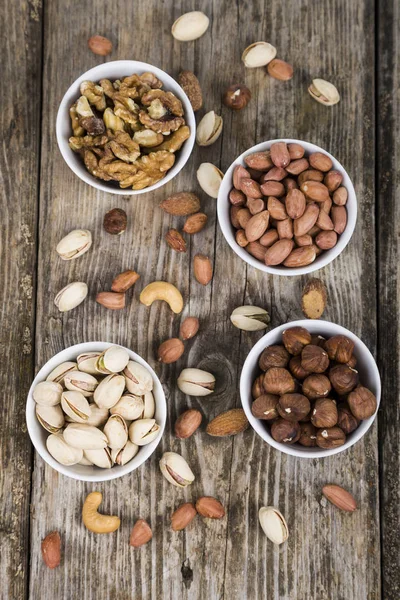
(288, 355, 312, 380)
(311, 398, 338, 428)
(252, 374, 265, 399)
(316, 426, 346, 449)
(271, 418, 300, 444)
(329, 364, 359, 395)
(337, 403, 360, 434)
(263, 367, 295, 395)
(251, 394, 279, 420)
(277, 393, 310, 422)
(282, 326, 312, 355)
(103, 208, 127, 235)
(298, 422, 317, 447)
(346, 354, 357, 369)
(324, 335, 355, 363)
(223, 84, 251, 110)
(258, 345, 290, 371)
(157, 338, 185, 364)
(301, 345, 329, 373)
(310, 335, 326, 347)
(347, 386, 377, 420)
(302, 374, 331, 399)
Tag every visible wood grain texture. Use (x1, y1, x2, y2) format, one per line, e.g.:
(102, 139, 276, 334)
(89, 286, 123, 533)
(19, 0, 384, 598)
(377, 1, 400, 598)
(0, 1, 42, 599)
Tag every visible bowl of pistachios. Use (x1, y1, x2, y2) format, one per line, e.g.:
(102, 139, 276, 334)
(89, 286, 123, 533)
(26, 342, 166, 481)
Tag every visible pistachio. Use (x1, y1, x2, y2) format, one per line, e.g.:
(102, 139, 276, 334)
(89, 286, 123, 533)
(64, 371, 98, 397)
(143, 391, 155, 418)
(54, 282, 88, 312)
(111, 440, 139, 465)
(33, 381, 63, 406)
(63, 423, 108, 450)
(128, 418, 160, 446)
(86, 403, 110, 427)
(308, 79, 340, 106)
(171, 11, 209, 41)
(36, 404, 65, 434)
(123, 361, 153, 395)
(177, 368, 215, 396)
(196, 111, 223, 146)
(104, 414, 128, 450)
(78, 455, 93, 466)
(46, 362, 77, 385)
(83, 447, 113, 469)
(56, 229, 92, 261)
(259, 507, 289, 545)
(46, 433, 83, 466)
(61, 391, 92, 424)
(93, 374, 125, 409)
(95, 345, 130, 374)
(159, 451, 195, 487)
(242, 42, 277, 68)
(196, 163, 224, 198)
(110, 394, 144, 420)
(77, 352, 101, 375)
(230, 306, 270, 331)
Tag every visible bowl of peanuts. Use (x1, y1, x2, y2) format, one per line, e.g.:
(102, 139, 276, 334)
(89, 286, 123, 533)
(217, 139, 357, 275)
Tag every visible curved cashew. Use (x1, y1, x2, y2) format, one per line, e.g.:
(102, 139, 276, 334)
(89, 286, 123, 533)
(140, 281, 183, 314)
(82, 491, 120, 534)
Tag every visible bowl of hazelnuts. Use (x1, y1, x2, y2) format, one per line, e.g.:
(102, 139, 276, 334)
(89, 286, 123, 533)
(240, 320, 380, 457)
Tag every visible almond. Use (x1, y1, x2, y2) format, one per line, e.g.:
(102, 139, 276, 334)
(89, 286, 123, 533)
(165, 229, 187, 252)
(157, 338, 185, 364)
(283, 246, 317, 267)
(183, 212, 208, 234)
(196, 497, 225, 519)
(324, 170, 343, 192)
(41, 531, 61, 569)
(247, 241, 267, 261)
(206, 408, 249, 437)
(180, 316, 200, 340)
(193, 254, 213, 285)
(286, 158, 309, 175)
(129, 519, 152, 547)
(293, 203, 319, 237)
(316, 209, 334, 231)
(283, 177, 299, 191)
(270, 142, 290, 168)
(295, 234, 313, 247)
(260, 229, 279, 247)
(111, 270, 140, 293)
(277, 218, 294, 239)
(331, 205, 347, 234)
(264, 239, 294, 265)
(247, 198, 265, 215)
(309, 152, 333, 172)
(88, 35, 112, 56)
(230, 205, 242, 228)
(171, 502, 197, 531)
(244, 151, 273, 171)
(298, 169, 324, 185)
(300, 181, 330, 202)
(229, 188, 246, 206)
(175, 409, 202, 439)
(96, 291, 125, 310)
(160, 192, 201, 216)
(237, 208, 252, 228)
(240, 178, 262, 199)
(236, 229, 249, 247)
(267, 59, 294, 81)
(245, 210, 270, 242)
(321, 197, 332, 214)
(288, 143, 305, 159)
(286, 189, 306, 219)
(301, 278, 327, 319)
(260, 180, 285, 197)
(267, 197, 287, 220)
(322, 484, 357, 512)
(178, 71, 203, 111)
(233, 165, 250, 190)
(333, 186, 348, 206)
(263, 166, 287, 181)
(315, 230, 338, 250)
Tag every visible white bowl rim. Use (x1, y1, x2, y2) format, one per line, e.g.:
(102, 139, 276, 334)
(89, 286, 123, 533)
(56, 59, 196, 195)
(26, 341, 166, 481)
(240, 319, 381, 458)
(217, 138, 357, 276)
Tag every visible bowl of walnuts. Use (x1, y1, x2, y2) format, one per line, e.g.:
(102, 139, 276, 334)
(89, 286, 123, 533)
(240, 320, 380, 458)
(56, 60, 196, 194)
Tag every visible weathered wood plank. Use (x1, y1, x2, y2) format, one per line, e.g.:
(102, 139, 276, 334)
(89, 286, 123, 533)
(0, 1, 42, 599)
(377, 1, 400, 598)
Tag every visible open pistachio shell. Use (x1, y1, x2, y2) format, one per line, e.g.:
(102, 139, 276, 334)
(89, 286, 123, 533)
(104, 414, 128, 450)
(93, 373, 125, 409)
(46, 361, 77, 384)
(77, 352, 101, 375)
(171, 10, 209, 42)
(242, 41, 277, 67)
(33, 381, 63, 406)
(64, 370, 98, 396)
(143, 391, 155, 419)
(128, 418, 160, 446)
(86, 403, 109, 427)
(308, 79, 340, 106)
(196, 111, 223, 147)
(95, 345, 130, 374)
(36, 404, 65, 433)
(61, 390, 91, 423)
(46, 433, 83, 466)
(110, 394, 144, 420)
(83, 447, 113, 469)
(78, 455, 94, 466)
(159, 451, 195, 487)
(259, 506, 289, 544)
(111, 441, 139, 466)
(56, 229, 92, 261)
(63, 423, 108, 450)
(230, 306, 270, 331)
(196, 163, 224, 198)
(54, 282, 88, 312)
(177, 368, 215, 396)
(123, 361, 153, 395)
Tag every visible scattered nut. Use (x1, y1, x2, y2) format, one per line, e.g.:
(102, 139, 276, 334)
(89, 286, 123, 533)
(171, 11, 209, 42)
(103, 208, 127, 235)
(242, 42, 277, 67)
(88, 35, 112, 56)
(302, 278, 327, 319)
(171, 502, 197, 531)
(193, 254, 213, 285)
(196, 497, 225, 519)
(197, 163, 224, 198)
(175, 409, 202, 439)
(206, 408, 249, 437)
(322, 484, 357, 512)
(140, 281, 183, 314)
(41, 531, 61, 569)
(259, 507, 288, 544)
(54, 282, 88, 313)
(160, 192, 201, 216)
(82, 491, 121, 533)
(179, 316, 200, 340)
(129, 519, 152, 547)
(157, 338, 185, 364)
(111, 270, 140, 293)
(96, 291, 125, 310)
(230, 306, 270, 331)
(159, 451, 195, 487)
(308, 79, 340, 106)
(196, 111, 223, 146)
(56, 229, 92, 261)
(165, 229, 187, 252)
(178, 71, 203, 111)
(177, 368, 215, 396)
(267, 59, 294, 81)
(223, 84, 251, 110)
(183, 212, 208, 234)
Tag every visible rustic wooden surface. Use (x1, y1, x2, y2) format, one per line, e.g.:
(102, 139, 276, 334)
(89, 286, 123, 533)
(1, 0, 398, 598)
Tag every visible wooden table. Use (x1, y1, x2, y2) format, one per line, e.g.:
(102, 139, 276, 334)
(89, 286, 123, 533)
(1, 0, 399, 598)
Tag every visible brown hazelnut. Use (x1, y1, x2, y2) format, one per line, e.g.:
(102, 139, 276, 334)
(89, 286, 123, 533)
(223, 84, 251, 110)
(310, 335, 326, 347)
(346, 354, 357, 369)
(277, 393, 310, 422)
(311, 398, 338, 428)
(302, 374, 331, 400)
(252, 374, 265, 399)
(258, 345, 290, 371)
(103, 208, 127, 235)
(316, 426, 346, 449)
(251, 394, 279, 420)
(289, 355, 312, 380)
(298, 422, 317, 447)
(282, 326, 312, 355)
(347, 386, 377, 420)
(337, 403, 360, 434)
(263, 367, 296, 395)
(270, 418, 300, 444)
(301, 345, 329, 373)
(325, 335, 355, 363)
(329, 364, 359, 395)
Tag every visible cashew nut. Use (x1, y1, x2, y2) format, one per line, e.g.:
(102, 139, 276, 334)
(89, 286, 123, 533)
(82, 491, 120, 534)
(140, 281, 183, 314)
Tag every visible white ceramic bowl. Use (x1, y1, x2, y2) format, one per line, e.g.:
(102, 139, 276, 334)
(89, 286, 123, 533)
(217, 139, 357, 276)
(240, 320, 380, 458)
(26, 342, 166, 481)
(56, 60, 196, 195)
